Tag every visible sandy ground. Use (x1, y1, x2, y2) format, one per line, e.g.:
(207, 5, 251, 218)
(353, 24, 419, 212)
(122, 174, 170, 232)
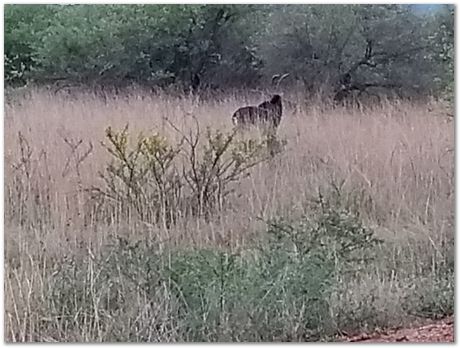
(341, 316, 454, 343)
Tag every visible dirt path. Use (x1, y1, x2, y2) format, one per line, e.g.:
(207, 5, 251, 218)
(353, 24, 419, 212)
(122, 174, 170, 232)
(341, 316, 454, 343)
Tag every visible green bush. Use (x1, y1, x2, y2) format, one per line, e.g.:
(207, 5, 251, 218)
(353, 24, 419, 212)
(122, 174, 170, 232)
(39, 195, 383, 341)
(265, 195, 383, 272)
(27, 194, 455, 342)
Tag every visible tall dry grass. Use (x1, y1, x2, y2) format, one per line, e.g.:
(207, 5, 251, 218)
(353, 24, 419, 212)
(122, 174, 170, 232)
(4, 88, 454, 341)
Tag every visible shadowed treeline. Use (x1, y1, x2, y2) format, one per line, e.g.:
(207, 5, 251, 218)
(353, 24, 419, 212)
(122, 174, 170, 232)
(5, 4, 454, 102)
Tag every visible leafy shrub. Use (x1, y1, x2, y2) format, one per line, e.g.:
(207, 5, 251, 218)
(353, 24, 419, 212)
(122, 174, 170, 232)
(163, 196, 383, 340)
(93, 125, 183, 226)
(177, 124, 284, 218)
(91, 123, 283, 225)
(265, 195, 383, 273)
(36, 195, 382, 342)
(27, 198, 454, 342)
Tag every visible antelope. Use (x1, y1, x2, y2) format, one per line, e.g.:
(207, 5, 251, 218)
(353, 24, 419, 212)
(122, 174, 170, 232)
(231, 73, 288, 130)
(232, 94, 283, 129)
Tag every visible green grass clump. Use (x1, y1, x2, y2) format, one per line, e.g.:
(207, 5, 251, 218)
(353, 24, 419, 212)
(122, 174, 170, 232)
(21, 198, 394, 342)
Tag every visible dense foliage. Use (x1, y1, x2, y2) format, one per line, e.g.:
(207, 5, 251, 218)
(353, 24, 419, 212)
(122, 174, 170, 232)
(5, 4, 454, 100)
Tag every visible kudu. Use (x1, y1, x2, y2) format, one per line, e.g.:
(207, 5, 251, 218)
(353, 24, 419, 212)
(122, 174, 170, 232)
(231, 73, 289, 130)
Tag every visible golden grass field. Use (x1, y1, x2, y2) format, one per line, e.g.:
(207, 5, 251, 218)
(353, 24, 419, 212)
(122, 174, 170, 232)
(4, 88, 454, 341)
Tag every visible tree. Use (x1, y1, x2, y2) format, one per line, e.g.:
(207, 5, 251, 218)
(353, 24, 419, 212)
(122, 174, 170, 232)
(425, 5, 454, 103)
(4, 4, 453, 101)
(258, 5, 440, 101)
(4, 4, 59, 86)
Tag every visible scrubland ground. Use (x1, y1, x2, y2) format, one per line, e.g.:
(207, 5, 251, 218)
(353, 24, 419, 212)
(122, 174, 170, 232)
(4, 89, 454, 342)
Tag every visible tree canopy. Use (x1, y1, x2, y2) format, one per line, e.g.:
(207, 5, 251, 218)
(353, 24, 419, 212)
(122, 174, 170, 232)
(4, 4, 454, 100)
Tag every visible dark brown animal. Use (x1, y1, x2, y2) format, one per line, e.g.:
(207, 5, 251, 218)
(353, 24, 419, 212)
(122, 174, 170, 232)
(232, 94, 283, 129)
(257, 94, 283, 127)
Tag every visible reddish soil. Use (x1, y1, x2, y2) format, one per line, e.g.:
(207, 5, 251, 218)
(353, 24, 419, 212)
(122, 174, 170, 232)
(340, 316, 454, 343)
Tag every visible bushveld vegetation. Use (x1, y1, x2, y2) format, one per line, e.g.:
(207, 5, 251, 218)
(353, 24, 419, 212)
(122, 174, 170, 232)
(5, 88, 453, 342)
(5, 4, 454, 102)
(4, 3, 454, 343)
